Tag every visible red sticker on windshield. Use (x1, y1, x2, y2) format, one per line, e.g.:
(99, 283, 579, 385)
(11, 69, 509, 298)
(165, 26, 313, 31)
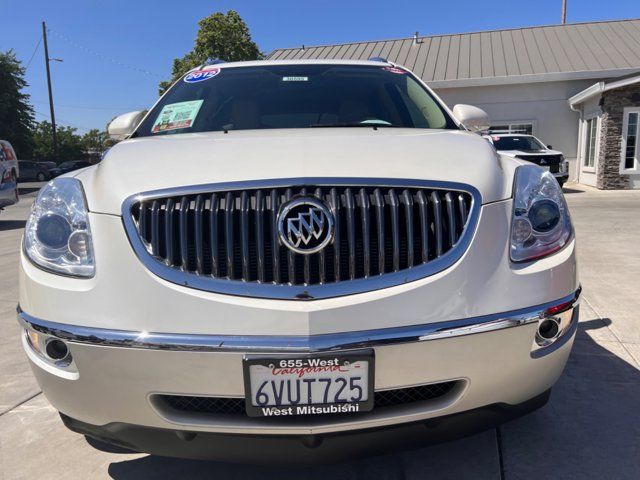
(382, 67, 407, 74)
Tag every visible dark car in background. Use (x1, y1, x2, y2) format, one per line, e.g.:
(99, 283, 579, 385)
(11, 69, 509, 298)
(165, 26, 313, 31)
(17, 161, 51, 182)
(491, 134, 569, 187)
(48, 160, 91, 177)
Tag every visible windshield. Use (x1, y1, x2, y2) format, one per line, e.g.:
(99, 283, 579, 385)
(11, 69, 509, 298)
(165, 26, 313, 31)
(134, 64, 457, 136)
(492, 135, 545, 151)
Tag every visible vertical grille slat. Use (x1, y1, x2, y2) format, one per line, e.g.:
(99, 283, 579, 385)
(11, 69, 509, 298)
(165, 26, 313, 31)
(270, 189, 280, 284)
(373, 189, 385, 275)
(138, 203, 148, 244)
(389, 189, 400, 272)
(194, 195, 205, 274)
(416, 190, 429, 263)
(240, 191, 250, 281)
(179, 197, 189, 270)
(402, 189, 414, 268)
(285, 188, 295, 284)
(444, 192, 457, 247)
(359, 188, 371, 278)
(344, 188, 356, 280)
(130, 183, 474, 292)
(165, 198, 175, 266)
(224, 192, 235, 279)
(299, 187, 311, 285)
(431, 191, 443, 257)
(315, 187, 326, 284)
(209, 194, 219, 277)
(150, 200, 160, 257)
(458, 193, 468, 228)
(255, 190, 266, 283)
(330, 188, 341, 282)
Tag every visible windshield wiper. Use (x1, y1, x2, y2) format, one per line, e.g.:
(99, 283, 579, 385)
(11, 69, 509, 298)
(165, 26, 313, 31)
(309, 122, 400, 129)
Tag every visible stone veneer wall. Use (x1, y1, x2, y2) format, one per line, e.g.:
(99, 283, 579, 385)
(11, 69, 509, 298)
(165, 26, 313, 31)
(596, 83, 640, 189)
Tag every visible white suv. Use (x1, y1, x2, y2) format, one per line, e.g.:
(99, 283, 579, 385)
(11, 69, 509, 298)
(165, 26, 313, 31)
(491, 134, 570, 187)
(18, 60, 579, 463)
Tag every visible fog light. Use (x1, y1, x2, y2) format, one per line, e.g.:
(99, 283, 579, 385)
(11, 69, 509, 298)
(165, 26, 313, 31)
(45, 339, 69, 361)
(535, 318, 561, 347)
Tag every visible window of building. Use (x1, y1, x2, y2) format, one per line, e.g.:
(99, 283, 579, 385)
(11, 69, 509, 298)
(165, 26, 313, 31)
(583, 117, 598, 168)
(622, 110, 638, 171)
(489, 123, 533, 135)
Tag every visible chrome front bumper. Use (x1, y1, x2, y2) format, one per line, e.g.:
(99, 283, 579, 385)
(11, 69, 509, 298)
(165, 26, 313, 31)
(17, 290, 579, 436)
(18, 289, 580, 354)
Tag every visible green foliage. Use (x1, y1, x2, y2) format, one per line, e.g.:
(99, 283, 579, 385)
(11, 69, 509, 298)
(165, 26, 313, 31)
(81, 128, 108, 153)
(32, 121, 84, 162)
(0, 50, 35, 158)
(159, 10, 263, 94)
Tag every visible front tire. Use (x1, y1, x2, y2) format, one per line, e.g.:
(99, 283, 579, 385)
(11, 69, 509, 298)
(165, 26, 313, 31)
(36, 172, 46, 182)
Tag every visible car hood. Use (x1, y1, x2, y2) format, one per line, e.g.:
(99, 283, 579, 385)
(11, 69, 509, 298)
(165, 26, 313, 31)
(77, 128, 517, 215)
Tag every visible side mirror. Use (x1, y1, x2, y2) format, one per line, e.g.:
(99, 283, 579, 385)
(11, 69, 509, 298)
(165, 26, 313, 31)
(452, 104, 490, 133)
(547, 145, 553, 149)
(108, 111, 146, 141)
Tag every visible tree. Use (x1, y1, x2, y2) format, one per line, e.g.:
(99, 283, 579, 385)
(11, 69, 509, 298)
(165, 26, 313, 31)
(0, 50, 35, 158)
(159, 10, 262, 94)
(81, 129, 108, 154)
(32, 121, 84, 162)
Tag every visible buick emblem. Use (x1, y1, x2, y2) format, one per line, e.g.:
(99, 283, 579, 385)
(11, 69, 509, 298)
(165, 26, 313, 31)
(278, 197, 335, 254)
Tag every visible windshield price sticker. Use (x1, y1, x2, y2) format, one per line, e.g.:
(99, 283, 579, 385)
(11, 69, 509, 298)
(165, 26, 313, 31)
(151, 100, 204, 133)
(184, 68, 220, 83)
(243, 352, 375, 417)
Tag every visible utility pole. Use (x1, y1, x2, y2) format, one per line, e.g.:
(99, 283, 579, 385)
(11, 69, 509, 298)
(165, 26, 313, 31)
(42, 21, 58, 162)
(562, 0, 567, 24)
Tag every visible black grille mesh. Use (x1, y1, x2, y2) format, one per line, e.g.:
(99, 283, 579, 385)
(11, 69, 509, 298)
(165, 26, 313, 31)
(159, 381, 457, 416)
(130, 185, 472, 286)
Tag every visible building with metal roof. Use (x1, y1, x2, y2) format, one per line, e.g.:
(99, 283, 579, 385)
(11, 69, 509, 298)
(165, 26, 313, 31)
(269, 19, 640, 188)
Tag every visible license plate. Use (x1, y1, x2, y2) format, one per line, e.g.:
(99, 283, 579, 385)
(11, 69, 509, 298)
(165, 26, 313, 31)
(243, 351, 374, 417)
(541, 165, 551, 171)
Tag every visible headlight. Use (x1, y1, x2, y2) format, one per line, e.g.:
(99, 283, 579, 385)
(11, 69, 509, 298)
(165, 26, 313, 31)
(23, 178, 95, 277)
(510, 165, 572, 262)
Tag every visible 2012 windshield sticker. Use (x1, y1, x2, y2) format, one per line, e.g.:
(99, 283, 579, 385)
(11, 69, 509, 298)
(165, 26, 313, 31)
(184, 68, 220, 83)
(151, 100, 204, 133)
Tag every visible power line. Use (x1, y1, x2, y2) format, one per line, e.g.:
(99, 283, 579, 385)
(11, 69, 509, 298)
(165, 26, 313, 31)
(32, 100, 141, 111)
(24, 34, 43, 71)
(48, 27, 164, 78)
(34, 109, 94, 133)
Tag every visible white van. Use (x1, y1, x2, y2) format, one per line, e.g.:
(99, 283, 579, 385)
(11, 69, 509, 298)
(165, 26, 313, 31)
(0, 140, 19, 211)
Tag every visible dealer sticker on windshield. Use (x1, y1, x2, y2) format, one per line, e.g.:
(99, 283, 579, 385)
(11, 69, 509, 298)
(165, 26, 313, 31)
(151, 100, 203, 133)
(243, 351, 375, 417)
(184, 68, 220, 83)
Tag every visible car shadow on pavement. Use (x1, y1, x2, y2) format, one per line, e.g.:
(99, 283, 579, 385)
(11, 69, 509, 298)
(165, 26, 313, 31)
(17, 186, 41, 196)
(0, 220, 26, 231)
(104, 318, 640, 480)
(562, 187, 585, 194)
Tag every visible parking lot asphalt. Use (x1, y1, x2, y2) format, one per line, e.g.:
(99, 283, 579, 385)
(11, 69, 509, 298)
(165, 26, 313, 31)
(0, 183, 638, 479)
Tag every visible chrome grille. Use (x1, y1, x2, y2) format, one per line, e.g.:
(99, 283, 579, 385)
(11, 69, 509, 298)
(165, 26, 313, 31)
(123, 179, 480, 299)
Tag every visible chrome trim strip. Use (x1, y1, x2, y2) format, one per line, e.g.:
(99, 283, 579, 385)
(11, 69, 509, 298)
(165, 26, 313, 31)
(120, 178, 482, 300)
(17, 290, 579, 353)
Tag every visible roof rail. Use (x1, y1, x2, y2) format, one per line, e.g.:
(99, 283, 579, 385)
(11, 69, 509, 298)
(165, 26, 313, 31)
(368, 56, 388, 63)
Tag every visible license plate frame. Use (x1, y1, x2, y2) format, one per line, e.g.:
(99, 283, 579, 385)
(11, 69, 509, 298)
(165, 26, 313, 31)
(242, 350, 375, 418)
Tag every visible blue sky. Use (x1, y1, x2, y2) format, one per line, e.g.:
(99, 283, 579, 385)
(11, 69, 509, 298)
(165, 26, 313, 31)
(2, 0, 638, 133)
